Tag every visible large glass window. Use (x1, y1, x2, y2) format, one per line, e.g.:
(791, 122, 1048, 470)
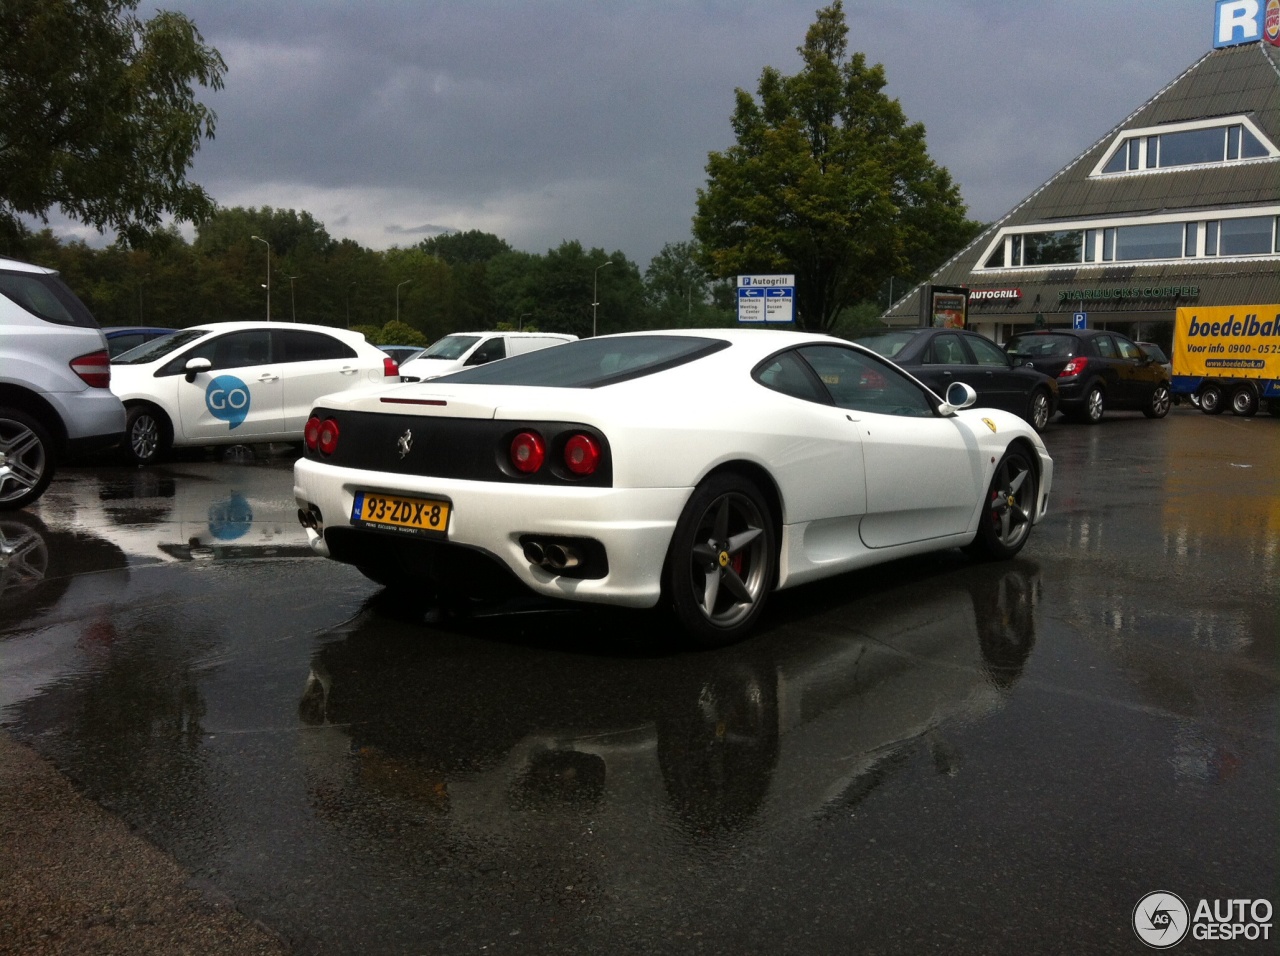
(1114, 222, 1185, 261)
(1022, 230, 1082, 266)
(1157, 127, 1227, 166)
(1217, 216, 1274, 256)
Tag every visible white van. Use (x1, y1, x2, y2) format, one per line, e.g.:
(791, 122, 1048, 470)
(399, 331, 577, 382)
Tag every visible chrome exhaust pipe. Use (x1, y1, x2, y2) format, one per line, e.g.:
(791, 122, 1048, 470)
(544, 543, 581, 570)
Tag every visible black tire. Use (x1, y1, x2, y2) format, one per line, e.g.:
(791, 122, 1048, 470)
(967, 446, 1037, 561)
(125, 403, 172, 465)
(1027, 388, 1052, 431)
(1230, 385, 1258, 417)
(1199, 383, 1225, 415)
(0, 407, 55, 510)
(1143, 383, 1172, 419)
(665, 473, 776, 647)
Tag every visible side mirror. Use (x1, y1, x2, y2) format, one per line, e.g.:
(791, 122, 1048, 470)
(939, 381, 977, 415)
(184, 356, 212, 383)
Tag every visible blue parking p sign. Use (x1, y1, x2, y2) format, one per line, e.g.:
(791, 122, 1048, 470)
(1073, 312, 1087, 329)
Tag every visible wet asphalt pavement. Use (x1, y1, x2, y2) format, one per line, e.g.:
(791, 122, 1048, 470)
(0, 409, 1276, 955)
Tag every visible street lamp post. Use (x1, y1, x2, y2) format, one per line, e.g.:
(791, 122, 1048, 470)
(346, 282, 356, 328)
(251, 235, 271, 321)
(592, 260, 614, 337)
(284, 274, 301, 322)
(396, 280, 411, 324)
(518, 312, 532, 331)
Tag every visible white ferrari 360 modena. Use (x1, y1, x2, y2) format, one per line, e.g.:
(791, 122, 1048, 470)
(293, 329, 1053, 645)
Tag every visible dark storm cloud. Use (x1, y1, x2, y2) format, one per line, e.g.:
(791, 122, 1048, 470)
(92, 2, 1216, 263)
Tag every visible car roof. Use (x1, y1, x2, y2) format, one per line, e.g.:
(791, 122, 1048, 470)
(0, 256, 56, 275)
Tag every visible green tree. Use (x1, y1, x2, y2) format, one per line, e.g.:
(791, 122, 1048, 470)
(693, 1, 978, 331)
(0, 0, 226, 248)
(644, 241, 732, 328)
(418, 229, 511, 265)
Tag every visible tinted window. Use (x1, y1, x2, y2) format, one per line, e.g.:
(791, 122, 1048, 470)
(755, 350, 829, 403)
(927, 333, 968, 365)
(0, 269, 99, 328)
(467, 337, 506, 365)
(440, 335, 728, 388)
(274, 329, 355, 363)
(1219, 216, 1273, 256)
(1095, 335, 1117, 359)
(159, 330, 271, 375)
(968, 335, 1010, 367)
(795, 345, 934, 418)
(1007, 334, 1075, 359)
(853, 330, 918, 359)
(1023, 231, 1083, 266)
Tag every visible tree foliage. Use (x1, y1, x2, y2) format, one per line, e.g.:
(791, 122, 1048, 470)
(12, 216, 731, 338)
(0, 0, 226, 247)
(693, 1, 979, 331)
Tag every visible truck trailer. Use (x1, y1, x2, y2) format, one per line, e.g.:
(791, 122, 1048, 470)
(1171, 304, 1280, 417)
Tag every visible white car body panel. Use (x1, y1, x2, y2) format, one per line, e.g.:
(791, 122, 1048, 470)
(294, 329, 1053, 617)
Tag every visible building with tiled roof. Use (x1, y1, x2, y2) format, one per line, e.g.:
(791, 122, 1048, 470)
(883, 29, 1280, 353)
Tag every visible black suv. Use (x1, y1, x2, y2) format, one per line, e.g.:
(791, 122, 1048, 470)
(1005, 329, 1172, 424)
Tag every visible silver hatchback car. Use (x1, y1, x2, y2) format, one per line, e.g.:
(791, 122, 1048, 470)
(0, 256, 126, 509)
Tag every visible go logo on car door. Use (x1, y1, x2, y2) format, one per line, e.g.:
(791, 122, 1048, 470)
(206, 375, 251, 429)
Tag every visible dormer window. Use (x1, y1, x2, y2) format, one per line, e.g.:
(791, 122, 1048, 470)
(1093, 116, 1277, 176)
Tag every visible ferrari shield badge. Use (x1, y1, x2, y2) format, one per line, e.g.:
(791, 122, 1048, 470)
(982, 418, 997, 433)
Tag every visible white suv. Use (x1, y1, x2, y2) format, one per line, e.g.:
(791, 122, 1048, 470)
(0, 256, 126, 510)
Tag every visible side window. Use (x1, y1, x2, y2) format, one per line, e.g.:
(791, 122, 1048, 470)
(1114, 336, 1141, 360)
(796, 345, 935, 417)
(466, 337, 507, 366)
(967, 335, 1010, 367)
(158, 330, 272, 375)
(1095, 335, 1117, 359)
(926, 333, 968, 365)
(754, 350, 830, 403)
(273, 330, 356, 363)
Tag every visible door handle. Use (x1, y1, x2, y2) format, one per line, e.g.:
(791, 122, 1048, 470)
(257, 374, 279, 383)
(339, 367, 358, 375)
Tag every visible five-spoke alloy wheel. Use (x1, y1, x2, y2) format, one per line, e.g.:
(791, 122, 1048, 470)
(666, 473, 776, 646)
(969, 447, 1037, 560)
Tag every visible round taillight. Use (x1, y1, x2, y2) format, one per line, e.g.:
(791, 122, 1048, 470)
(563, 433, 600, 476)
(304, 416, 323, 451)
(318, 418, 340, 456)
(510, 431, 545, 473)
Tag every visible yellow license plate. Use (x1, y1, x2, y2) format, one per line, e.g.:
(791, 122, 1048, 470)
(352, 491, 451, 534)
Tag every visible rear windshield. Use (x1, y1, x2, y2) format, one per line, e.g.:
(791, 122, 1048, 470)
(0, 268, 99, 328)
(1006, 334, 1076, 359)
(439, 335, 728, 388)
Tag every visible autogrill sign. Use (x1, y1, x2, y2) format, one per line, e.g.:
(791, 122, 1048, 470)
(969, 288, 1021, 302)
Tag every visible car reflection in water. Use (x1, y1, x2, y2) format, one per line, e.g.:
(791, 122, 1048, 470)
(0, 511, 132, 713)
(297, 561, 1040, 859)
(46, 460, 318, 565)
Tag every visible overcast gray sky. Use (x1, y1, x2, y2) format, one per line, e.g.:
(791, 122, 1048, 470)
(68, 1, 1216, 265)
